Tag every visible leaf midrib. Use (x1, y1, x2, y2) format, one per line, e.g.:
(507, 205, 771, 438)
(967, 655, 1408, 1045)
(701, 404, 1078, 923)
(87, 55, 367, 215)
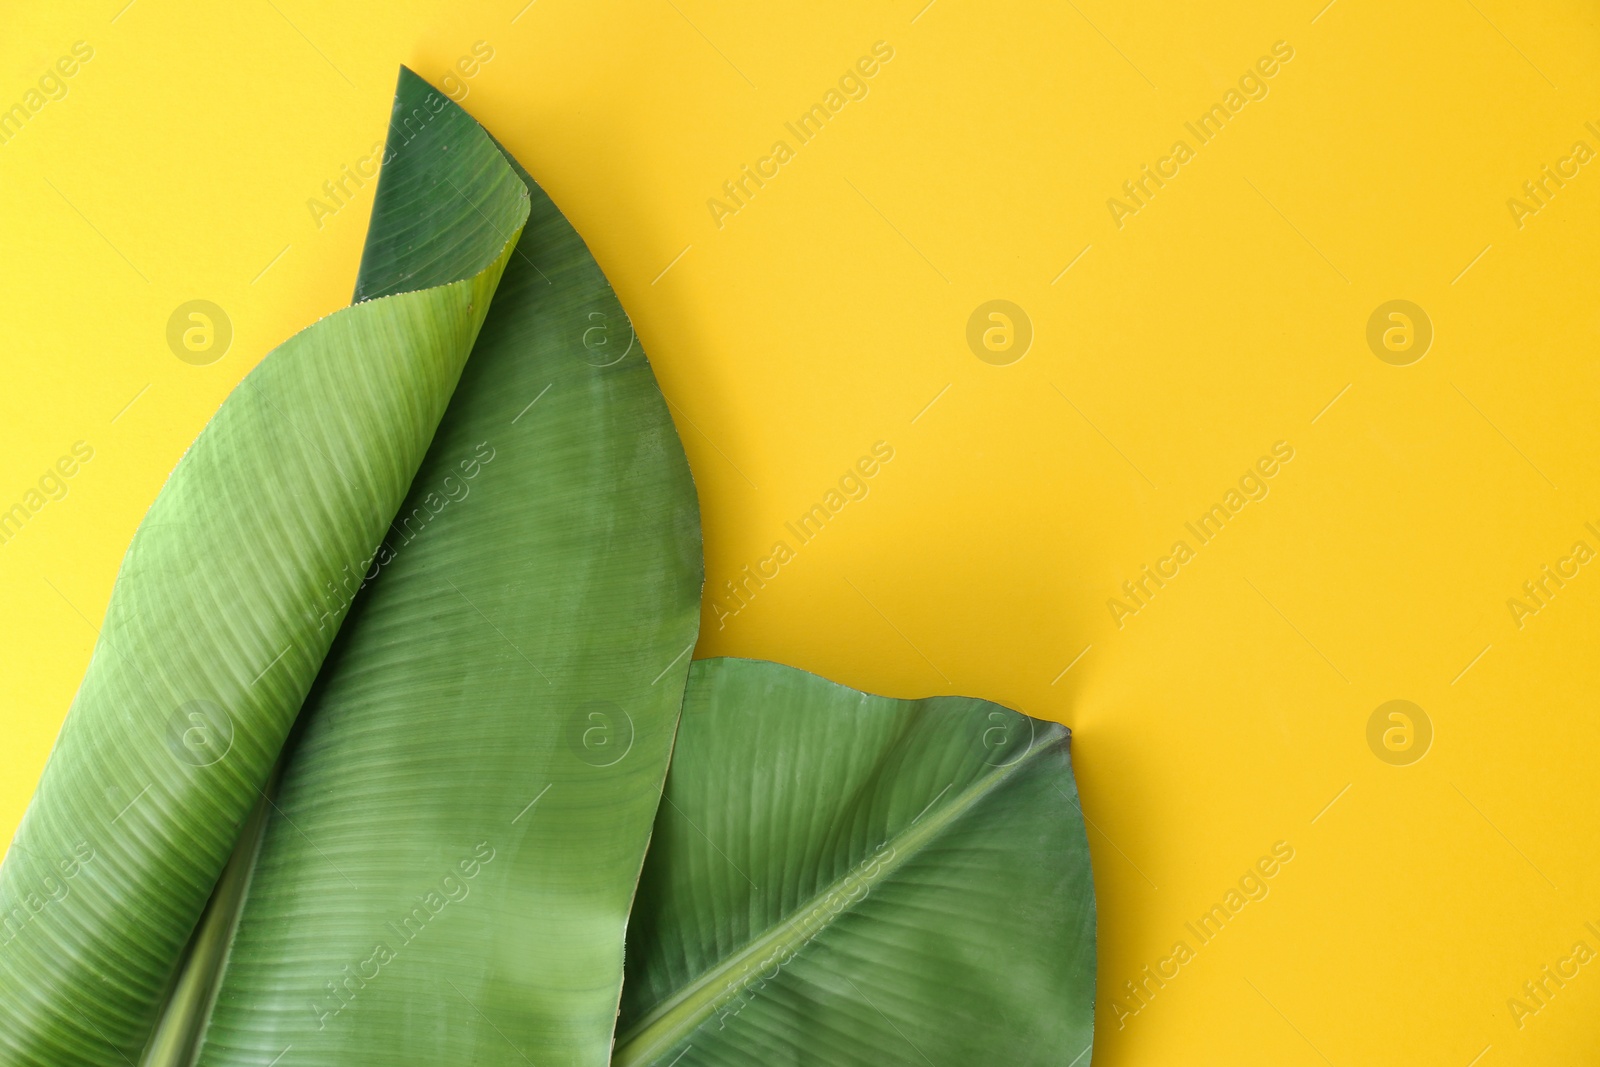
(611, 726, 1065, 1067)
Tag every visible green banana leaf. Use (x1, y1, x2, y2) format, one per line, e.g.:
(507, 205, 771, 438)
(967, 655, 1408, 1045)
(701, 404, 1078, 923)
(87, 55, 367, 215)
(616, 657, 1096, 1067)
(2, 63, 1095, 1067)
(0, 67, 701, 1067)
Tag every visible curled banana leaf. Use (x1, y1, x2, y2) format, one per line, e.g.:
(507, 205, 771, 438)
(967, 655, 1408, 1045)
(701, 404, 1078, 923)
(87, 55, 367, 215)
(0, 68, 702, 1067)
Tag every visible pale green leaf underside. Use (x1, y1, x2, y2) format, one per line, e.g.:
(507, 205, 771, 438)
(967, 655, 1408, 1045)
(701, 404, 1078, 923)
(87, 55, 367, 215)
(616, 658, 1096, 1067)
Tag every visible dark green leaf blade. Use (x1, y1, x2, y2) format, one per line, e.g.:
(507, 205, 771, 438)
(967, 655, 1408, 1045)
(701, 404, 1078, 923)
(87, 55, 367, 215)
(191, 69, 703, 1067)
(615, 657, 1096, 1067)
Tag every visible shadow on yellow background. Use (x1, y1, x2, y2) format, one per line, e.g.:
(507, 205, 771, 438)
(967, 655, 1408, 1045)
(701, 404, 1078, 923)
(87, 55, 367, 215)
(2, 1, 1597, 1062)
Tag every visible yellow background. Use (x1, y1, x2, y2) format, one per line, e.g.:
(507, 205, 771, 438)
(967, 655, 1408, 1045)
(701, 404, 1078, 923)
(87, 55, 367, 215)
(2, 0, 1598, 1062)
